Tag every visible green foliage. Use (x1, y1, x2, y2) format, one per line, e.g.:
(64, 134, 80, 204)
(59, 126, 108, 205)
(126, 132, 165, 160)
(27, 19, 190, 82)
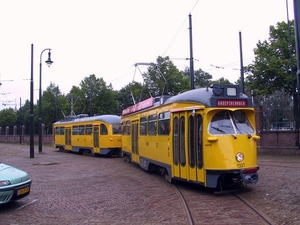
(209, 77, 232, 85)
(142, 56, 190, 96)
(245, 21, 296, 98)
(0, 108, 17, 130)
(118, 81, 145, 113)
(69, 74, 120, 116)
(183, 67, 213, 88)
(42, 82, 67, 132)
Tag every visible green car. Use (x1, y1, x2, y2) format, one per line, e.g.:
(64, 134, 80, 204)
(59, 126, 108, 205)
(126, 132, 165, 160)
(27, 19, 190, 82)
(0, 162, 32, 204)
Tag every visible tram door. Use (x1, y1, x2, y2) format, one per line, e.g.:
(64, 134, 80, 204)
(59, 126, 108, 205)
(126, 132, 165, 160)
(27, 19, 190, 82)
(93, 125, 100, 153)
(188, 113, 204, 183)
(65, 127, 71, 151)
(131, 121, 139, 163)
(172, 112, 187, 179)
(172, 111, 204, 182)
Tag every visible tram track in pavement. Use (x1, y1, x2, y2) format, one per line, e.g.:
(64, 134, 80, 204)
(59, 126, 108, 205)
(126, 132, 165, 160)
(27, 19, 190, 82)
(173, 181, 276, 225)
(174, 185, 195, 225)
(232, 192, 276, 225)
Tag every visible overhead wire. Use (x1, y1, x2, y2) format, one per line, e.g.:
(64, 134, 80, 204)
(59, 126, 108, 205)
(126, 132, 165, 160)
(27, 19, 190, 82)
(161, 0, 199, 57)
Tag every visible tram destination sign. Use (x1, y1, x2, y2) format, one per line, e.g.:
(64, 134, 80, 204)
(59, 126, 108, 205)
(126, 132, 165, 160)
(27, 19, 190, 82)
(216, 99, 247, 107)
(122, 97, 154, 115)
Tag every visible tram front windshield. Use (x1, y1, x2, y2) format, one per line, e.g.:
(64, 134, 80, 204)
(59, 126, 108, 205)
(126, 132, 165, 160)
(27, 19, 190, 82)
(209, 110, 254, 135)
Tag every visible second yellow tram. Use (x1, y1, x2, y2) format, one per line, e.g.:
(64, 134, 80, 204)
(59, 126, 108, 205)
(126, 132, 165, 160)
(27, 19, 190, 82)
(53, 114, 122, 157)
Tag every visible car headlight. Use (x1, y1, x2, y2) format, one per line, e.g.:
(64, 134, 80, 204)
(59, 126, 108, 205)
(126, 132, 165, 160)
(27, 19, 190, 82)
(0, 180, 11, 186)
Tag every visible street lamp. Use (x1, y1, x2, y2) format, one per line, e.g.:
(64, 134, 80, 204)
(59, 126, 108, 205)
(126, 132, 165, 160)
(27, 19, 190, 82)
(38, 48, 53, 153)
(30, 44, 34, 158)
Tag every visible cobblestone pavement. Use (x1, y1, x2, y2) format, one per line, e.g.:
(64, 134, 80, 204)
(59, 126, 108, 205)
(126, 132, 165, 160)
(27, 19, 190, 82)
(0, 143, 299, 225)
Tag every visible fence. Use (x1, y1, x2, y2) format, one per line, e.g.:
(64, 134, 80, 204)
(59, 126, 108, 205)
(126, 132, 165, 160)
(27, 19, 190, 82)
(0, 124, 53, 145)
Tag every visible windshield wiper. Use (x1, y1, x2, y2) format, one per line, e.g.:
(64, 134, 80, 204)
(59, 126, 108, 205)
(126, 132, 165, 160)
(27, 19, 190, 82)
(211, 126, 226, 133)
(232, 117, 252, 138)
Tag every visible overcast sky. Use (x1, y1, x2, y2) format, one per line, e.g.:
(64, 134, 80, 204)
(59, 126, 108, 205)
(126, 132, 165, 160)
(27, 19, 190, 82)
(0, 0, 295, 110)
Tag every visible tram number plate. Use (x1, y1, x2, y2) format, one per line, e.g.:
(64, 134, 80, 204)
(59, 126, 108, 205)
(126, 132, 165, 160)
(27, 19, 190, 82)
(17, 187, 30, 196)
(237, 163, 245, 168)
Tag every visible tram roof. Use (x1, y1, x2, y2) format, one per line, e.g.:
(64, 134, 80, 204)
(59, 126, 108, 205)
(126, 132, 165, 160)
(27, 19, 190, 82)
(54, 114, 121, 125)
(121, 84, 252, 116)
(164, 85, 251, 107)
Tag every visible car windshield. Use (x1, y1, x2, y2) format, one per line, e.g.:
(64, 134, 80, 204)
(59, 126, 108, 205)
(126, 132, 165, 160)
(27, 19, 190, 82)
(209, 110, 254, 135)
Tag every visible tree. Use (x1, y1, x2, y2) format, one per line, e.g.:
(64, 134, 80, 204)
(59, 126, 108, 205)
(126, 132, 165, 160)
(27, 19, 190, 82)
(183, 67, 213, 88)
(41, 82, 68, 132)
(245, 21, 296, 98)
(0, 108, 17, 134)
(118, 81, 145, 113)
(210, 77, 232, 85)
(142, 56, 190, 97)
(69, 74, 120, 116)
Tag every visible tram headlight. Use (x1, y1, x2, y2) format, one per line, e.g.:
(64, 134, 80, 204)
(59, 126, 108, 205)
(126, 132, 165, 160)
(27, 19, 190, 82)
(236, 152, 244, 162)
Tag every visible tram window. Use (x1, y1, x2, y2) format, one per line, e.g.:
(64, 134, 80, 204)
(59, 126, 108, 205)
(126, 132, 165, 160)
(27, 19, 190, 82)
(60, 127, 65, 135)
(121, 122, 126, 135)
(148, 114, 157, 135)
(55, 127, 59, 135)
(72, 126, 79, 135)
(148, 122, 157, 135)
(209, 110, 254, 135)
(100, 124, 108, 135)
(140, 117, 147, 135)
(126, 121, 131, 135)
(122, 121, 130, 135)
(113, 124, 122, 134)
(158, 119, 170, 135)
(85, 124, 92, 135)
(79, 125, 85, 135)
(232, 110, 254, 134)
(209, 111, 234, 135)
(159, 111, 170, 119)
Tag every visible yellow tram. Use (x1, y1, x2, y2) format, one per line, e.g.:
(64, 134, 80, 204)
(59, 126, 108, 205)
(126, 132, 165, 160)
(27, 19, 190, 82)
(53, 114, 122, 157)
(121, 84, 260, 190)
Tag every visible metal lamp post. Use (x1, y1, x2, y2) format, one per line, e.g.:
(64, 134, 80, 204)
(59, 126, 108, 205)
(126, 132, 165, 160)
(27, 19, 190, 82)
(30, 44, 34, 158)
(38, 48, 53, 153)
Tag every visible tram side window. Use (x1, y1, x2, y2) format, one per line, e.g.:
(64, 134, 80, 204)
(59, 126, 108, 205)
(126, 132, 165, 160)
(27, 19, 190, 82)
(140, 117, 147, 135)
(72, 126, 79, 135)
(113, 124, 122, 134)
(122, 122, 126, 135)
(126, 121, 131, 135)
(148, 114, 157, 135)
(122, 121, 130, 135)
(100, 124, 108, 135)
(60, 127, 65, 135)
(55, 127, 59, 135)
(85, 124, 92, 135)
(79, 125, 85, 135)
(158, 111, 170, 135)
